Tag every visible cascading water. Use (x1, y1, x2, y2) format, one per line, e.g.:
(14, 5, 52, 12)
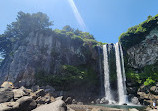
(120, 43, 127, 98)
(102, 43, 127, 104)
(115, 42, 127, 104)
(103, 44, 113, 103)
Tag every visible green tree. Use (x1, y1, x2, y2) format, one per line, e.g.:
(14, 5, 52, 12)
(62, 25, 74, 32)
(147, 15, 152, 20)
(5, 11, 53, 37)
(74, 29, 82, 35)
(0, 11, 53, 57)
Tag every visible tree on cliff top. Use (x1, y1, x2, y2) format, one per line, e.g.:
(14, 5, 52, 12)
(0, 11, 53, 57)
(5, 11, 53, 37)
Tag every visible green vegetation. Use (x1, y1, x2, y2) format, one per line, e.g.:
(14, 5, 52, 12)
(119, 14, 158, 49)
(0, 11, 53, 57)
(35, 65, 98, 90)
(0, 11, 104, 58)
(126, 62, 158, 86)
(54, 25, 104, 47)
(144, 77, 155, 86)
(0, 12, 102, 91)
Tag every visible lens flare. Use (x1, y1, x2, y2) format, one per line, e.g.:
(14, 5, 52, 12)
(68, 0, 86, 31)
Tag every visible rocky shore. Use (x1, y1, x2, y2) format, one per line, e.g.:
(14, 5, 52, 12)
(0, 82, 126, 111)
(2, 81, 158, 111)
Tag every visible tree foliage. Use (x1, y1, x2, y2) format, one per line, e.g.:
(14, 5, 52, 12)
(5, 11, 53, 37)
(126, 62, 158, 86)
(0, 11, 53, 57)
(35, 65, 98, 90)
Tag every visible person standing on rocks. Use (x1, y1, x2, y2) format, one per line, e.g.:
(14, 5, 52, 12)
(153, 101, 156, 109)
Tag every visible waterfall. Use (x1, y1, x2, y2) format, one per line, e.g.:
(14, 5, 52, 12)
(102, 43, 127, 104)
(103, 44, 113, 103)
(120, 43, 127, 96)
(115, 42, 127, 104)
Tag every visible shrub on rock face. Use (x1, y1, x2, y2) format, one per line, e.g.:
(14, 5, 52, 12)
(119, 14, 158, 49)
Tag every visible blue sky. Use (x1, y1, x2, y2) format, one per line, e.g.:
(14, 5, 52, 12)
(0, 0, 158, 43)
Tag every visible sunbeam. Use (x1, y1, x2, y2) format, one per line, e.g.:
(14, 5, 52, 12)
(68, 0, 86, 31)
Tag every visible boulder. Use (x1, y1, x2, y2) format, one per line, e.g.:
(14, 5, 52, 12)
(16, 96, 37, 111)
(72, 99, 77, 104)
(31, 85, 40, 92)
(29, 100, 37, 110)
(32, 99, 67, 111)
(1, 81, 14, 89)
(35, 89, 45, 97)
(123, 103, 127, 105)
(77, 102, 83, 105)
(0, 102, 19, 111)
(86, 109, 91, 111)
(30, 92, 38, 100)
(127, 87, 138, 94)
(65, 97, 72, 104)
(95, 99, 100, 104)
(129, 108, 139, 111)
(36, 96, 51, 104)
(56, 96, 63, 100)
(100, 97, 109, 104)
(91, 101, 95, 104)
(0, 88, 14, 103)
(150, 86, 158, 95)
(13, 88, 27, 100)
(91, 108, 103, 111)
(67, 107, 75, 111)
(143, 100, 151, 106)
(131, 97, 140, 105)
(20, 86, 31, 95)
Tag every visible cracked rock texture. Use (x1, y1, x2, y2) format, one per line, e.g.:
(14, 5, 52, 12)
(127, 26, 158, 68)
(0, 31, 99, 86)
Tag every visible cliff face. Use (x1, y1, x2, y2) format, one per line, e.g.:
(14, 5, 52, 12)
(125, 26, 158, 104)
(126, 26, 158, 69)
(0, 31, 99, 86)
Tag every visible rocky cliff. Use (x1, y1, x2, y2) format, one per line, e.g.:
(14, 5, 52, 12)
(0, 31, 100, 88)
(127, 26, 158, 69)
(122, 23, 158, 105)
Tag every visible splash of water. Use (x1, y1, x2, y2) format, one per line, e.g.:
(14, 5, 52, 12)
(68, 0, 86, 31)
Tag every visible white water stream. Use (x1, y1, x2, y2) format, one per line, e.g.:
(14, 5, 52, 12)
(103, 43, 127, 104)
(103, 44, 113, 103)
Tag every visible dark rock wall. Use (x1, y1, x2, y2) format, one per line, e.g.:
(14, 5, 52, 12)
(0, 31, 100, 87)
(126, 26, 158, 69)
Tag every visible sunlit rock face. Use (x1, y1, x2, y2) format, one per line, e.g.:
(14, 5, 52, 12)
(127, 26, 158, 68)
(0, 31, 98, 86)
